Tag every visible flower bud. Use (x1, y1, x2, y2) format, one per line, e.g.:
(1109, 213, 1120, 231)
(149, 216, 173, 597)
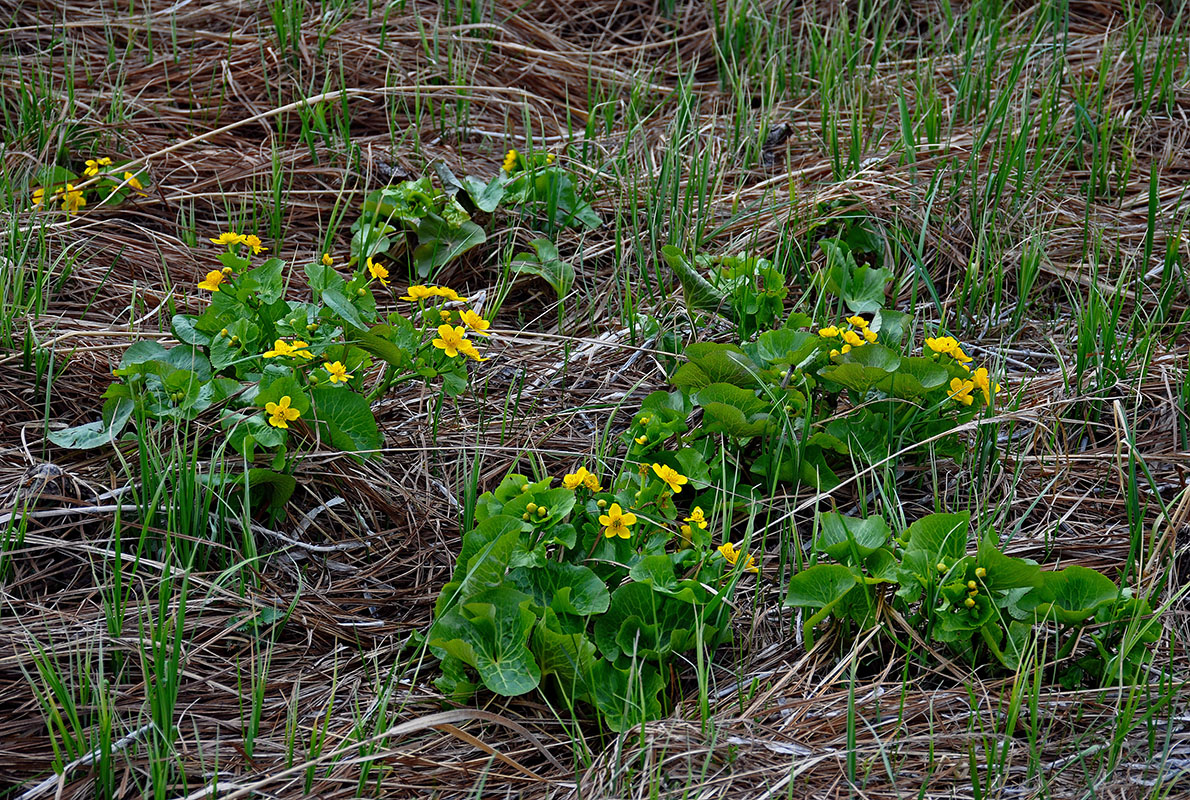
(306, 323, 318, 332)
(522, 512, 530, 521)
(936, 562, 947, 573)
(975, 567, 987, 579)
(229, 335, 240, 346)
(520, 484, 531, 493)
(526, 502, 538, 513)
(221, 266, 233, 275)
(967, 580, 977, 591)
(537, 506, 548, 518)
(219, 328, 229, 337)
(964, 597, 976, 608)
(356, 288, 366, 297)
(596, 499, 607, 508)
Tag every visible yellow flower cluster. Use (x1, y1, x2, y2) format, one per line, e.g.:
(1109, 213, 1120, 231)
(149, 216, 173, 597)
(927, 335, 1000, 406)
(83, 157, 111, 177)
(33, 184, 86, 214)
(819, 314, 877, 358)
(562, 466, 602, 492)
(400, 284, 467, 302)
(925, 335, 973, 364)
(502, 149, 519, 173)
(263, 339, 314, 360)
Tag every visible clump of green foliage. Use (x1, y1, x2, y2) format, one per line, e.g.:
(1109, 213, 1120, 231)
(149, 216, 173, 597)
(49, 234, 488, 516)
(785, 510, 1159, 684)
(429, 441, 756, 732)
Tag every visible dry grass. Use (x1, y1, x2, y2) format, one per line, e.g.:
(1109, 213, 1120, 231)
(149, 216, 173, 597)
(1, 0, 1189, 797)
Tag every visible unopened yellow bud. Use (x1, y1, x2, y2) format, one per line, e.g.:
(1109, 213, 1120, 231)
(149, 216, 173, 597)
(975, 567, 987, 579)
(537, 506, 548, 517)
(967, 580, 977, 591)
(596, 499, 607, 508)
(936, 562, 947, 573)
(964, 597, 976, 608)
(525, 502, 538, 513)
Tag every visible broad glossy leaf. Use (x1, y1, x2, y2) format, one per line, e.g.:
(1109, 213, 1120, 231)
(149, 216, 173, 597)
(815, 512, 890, 562)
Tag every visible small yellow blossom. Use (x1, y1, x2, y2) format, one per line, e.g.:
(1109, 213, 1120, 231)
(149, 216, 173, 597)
(651, 463, 688, 494)
(948, 377, 976, 406)
(243, 234, 267, 255)
(264, 339, 313, 359)
(599, 503, 637, 539)
(863, 328, 878, 343)
(83, 160, 100, 177)
(582, 472, 602, 492)
(502, 149, 518, 173)
(62, 185, 85, 214)
(366, 257, 389, 287)
(265, 395, 301, 429)
(842, 329, 864, 347)
(432, 325, 469, 358)
(830, 349, 840, 358)
(634, 435, 648, 445)
(684, 506, 708, 530)
(197, 271, 225, 291)
(562, 467, 593, 490)
(846, 315, 869, 329)
(925, 335, 973, 364)
(971, 367, 999, 405)
(460, 308, 491, 336)
(210, 232, 247, 247)
(324, 361, 353, 384)
(841, 344, 852, 354)
(122, 172, 147, 195)
(434, 286, 466, 302)
(401, 285, 436, 301)
(639, 415, 651, 425)
(321, 253, 334, 267)
(818, 326, 840, 338)
(457, 338, 487, 362)
(718, 541, 759, 573)
(32, 187, 50, 205)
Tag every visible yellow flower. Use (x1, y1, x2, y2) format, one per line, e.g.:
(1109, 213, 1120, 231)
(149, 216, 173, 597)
(971, 367, 999, 405)
(562, 467, 592, 490)
(32, 187, 48, 205)
(841, 344, 852, 354)
(502, 148, 519, 173)
(634, 435, 648, 445)
(925, 335, 973, 363)
(651, 463, 688, 494)
(265, 395, 301, 429)
(684, 506, 708, 530)
(62, 185, 85, 214)
(639, 415, 651, 425)
(366, 257, 389, 287)
(718, 541, 759, 573)
(863, 328, 878, 343)
(83, 160, 100, 177)
(818, 326, 840, 338)
(948, 377, 976, 406)
(243, 234, 267, 254)
(122, 172, 147, 195)
(830, 349, 840, 358)
(197, 270, 225, 291)
(599, 503, 636, 539)
(321, 253, 334, 267)
(432, 324, 469, 358)
(324, 361, 353, 384)
(433, 286, 466, 302)
(846, 315, 869, 329)
(263, 339, 313, 359)
(401, 285, 436, 301)
(210, 232, 247, 247)
(582, 472, 602, 492)
(456, 337, 488, 362)
(841, 329, 864, 347)
(460, 309, 491, 336)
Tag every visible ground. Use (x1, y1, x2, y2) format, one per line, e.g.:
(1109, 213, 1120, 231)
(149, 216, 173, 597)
(1, 0, 1189, 798)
